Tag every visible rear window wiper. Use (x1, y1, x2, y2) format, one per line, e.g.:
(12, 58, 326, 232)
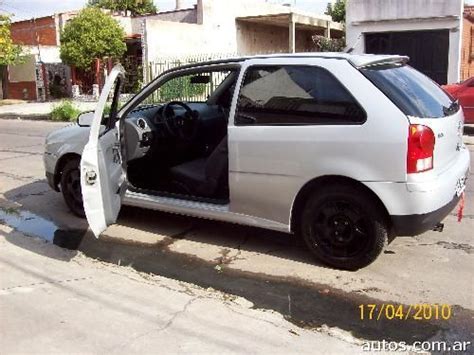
(443, 100, 459, 116)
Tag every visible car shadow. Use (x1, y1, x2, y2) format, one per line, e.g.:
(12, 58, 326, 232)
(2, 182, 461, 345)
(1, 180, 320, 268)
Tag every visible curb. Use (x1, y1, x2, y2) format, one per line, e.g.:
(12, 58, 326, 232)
(464, 135, 474, 146)
(0, 114, 52, 121)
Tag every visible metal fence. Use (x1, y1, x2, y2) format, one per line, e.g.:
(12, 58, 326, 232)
(143, 53, 236, 103)
(145, 53, 237, 85)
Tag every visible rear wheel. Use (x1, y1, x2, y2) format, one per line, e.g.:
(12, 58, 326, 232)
(60, 158, 85, 218)
(301, 184, 387, 270)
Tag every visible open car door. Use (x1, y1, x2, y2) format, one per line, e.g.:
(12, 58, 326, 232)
(80, 65, 126, 237)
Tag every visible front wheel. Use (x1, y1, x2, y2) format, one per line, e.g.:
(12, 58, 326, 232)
(60, 158, 85, 218)
(301, 184, 388, 270)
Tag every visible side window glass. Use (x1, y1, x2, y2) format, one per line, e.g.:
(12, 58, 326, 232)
(236, 65, 365, 125)
(142, 70, 233, 104)
(101, 76, 123, 131)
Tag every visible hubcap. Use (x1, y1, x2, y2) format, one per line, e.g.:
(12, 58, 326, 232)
(310, 200, 370, 258)
(329, 215, 353, 244)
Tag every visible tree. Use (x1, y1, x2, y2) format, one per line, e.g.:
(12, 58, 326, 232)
(88, 0, 157, 16)
(325, 0, 346, 23)
(0, 14, 23, 98)
(312, 35, 345, 52)
(60, 8, 127, 70)
(0, 15, 22, 66)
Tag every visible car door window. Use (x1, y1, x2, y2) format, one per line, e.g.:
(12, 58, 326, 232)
(102, 77, 123, 131)
(141, 70, 234, 104)
(235, 65, 366, 125)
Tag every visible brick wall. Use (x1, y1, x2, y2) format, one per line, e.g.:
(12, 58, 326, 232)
(5, 81, 37, 101)
(11, 16, 57, 46)
(461, 8, 474, 81)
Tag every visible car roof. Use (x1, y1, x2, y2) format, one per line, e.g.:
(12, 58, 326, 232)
(167, 52, 409, 72)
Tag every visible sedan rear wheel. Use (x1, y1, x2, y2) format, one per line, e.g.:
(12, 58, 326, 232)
(301, 184, 387, 270)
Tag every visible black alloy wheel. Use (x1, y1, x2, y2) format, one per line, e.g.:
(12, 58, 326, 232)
(301, 184, 388, 270)
(60, 159, 85, 218)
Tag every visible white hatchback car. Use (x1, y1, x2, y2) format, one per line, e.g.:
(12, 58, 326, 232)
(44, 53, 470, 270)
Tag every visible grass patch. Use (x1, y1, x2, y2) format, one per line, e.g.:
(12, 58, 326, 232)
(51, 100, 81, 122)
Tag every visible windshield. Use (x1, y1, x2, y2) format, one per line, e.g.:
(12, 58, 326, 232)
(361, 64, 458, 118)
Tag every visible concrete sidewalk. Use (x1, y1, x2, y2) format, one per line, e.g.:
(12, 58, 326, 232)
(0, 101, 97, 120)
(0, 225, 359, 353)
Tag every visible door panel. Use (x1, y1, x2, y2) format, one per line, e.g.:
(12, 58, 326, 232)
(228, 59, 409, 226)
(80, 65, 126, 237)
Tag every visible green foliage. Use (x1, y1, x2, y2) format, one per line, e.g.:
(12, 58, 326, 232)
(0, 15, 23, 66)
(88, 0, 157, 16)
(104, 103, 112, 116)
(51, 100, 81, 122)
(158, 77, 206, 102)
(60, 8, 126, 69)
(312, 35, 345, 52)
(103, 100, 125, 116)
(325, 0, 346, 23)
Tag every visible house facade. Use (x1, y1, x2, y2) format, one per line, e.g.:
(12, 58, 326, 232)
(346, 0, 463, 85)
(3, 13, 73, 101)
(3, 0, 343, 101)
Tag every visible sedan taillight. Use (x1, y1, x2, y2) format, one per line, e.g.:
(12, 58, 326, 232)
(407, 124, 435, 174)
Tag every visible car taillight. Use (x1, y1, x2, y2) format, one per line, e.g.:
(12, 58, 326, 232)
(407, 124, 435, 174)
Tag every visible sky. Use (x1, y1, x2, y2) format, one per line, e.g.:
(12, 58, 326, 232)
(0, 0, 335, 20)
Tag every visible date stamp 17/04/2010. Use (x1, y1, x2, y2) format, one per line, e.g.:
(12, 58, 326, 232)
(358, 304, 452, 321)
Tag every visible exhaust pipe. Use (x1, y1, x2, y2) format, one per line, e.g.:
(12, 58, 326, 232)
(433, 223, 444, 232)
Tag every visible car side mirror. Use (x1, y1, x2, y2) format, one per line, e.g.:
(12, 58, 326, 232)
(77, 111, 94, 127)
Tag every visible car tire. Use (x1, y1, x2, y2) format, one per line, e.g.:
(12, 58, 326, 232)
(301, 184, 387, 270)
(60, 158, 85, 218)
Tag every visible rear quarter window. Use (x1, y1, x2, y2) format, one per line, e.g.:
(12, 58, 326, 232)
(361, 65, 458, 118)
(236, 65, 366, 125)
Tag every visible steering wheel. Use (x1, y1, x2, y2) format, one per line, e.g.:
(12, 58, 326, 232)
(162, 101, 199, 141)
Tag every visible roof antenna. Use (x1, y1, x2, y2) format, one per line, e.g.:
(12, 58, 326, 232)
(345, 33, 362, 53)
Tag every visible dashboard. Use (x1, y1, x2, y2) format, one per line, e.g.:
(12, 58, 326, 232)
(123, 102, 227, 162)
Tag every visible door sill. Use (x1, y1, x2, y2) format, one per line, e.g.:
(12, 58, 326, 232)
(127, 185, 229, 205)
(123, 189, 289, 233)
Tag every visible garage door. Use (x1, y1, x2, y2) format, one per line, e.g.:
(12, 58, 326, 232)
(365, 30, 449, 85)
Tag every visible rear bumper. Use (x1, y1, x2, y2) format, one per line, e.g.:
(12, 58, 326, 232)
(391, 193, 461, 236)
(365, 147, 469, 216)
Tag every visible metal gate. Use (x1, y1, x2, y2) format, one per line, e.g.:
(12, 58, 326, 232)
(365, 30, 449, 85)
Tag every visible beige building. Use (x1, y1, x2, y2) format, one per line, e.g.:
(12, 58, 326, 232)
(129, 0, 344, 61)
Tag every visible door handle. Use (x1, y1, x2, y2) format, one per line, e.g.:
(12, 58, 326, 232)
(85, 170, 97, 185)
(236, 113, 256, 124)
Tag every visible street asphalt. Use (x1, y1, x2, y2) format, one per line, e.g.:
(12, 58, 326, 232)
(0, 118, 473, 352)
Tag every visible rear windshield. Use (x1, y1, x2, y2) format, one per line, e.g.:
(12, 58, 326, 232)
(361, 64, 458, 118)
